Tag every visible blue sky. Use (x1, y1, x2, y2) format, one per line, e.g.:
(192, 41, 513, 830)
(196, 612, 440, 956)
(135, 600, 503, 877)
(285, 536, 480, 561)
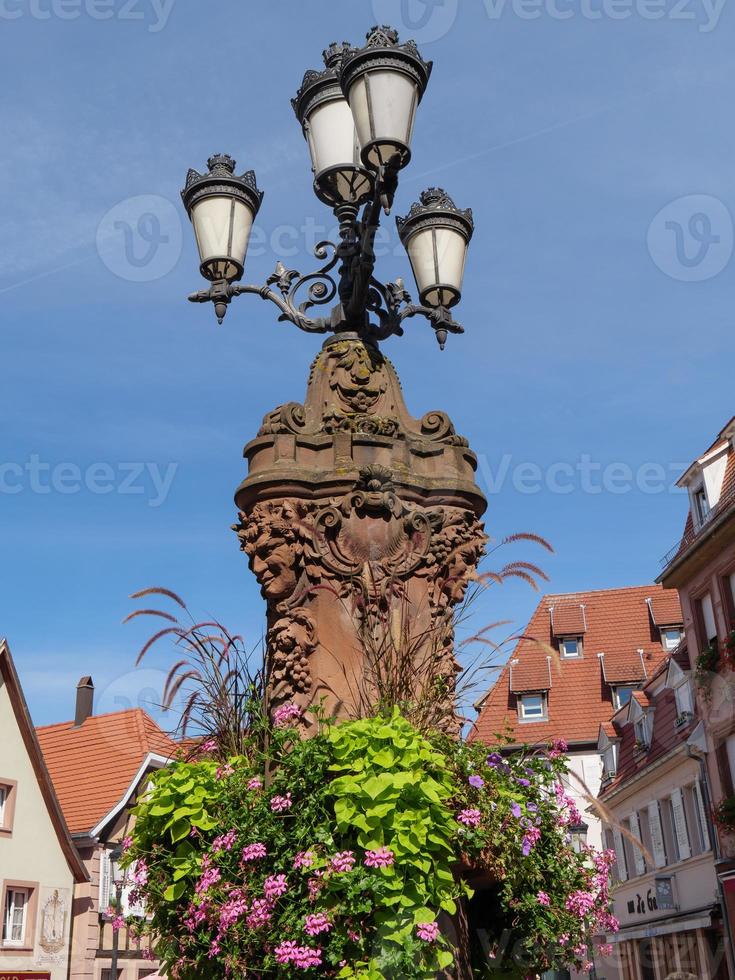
(1, 0, 732, 727)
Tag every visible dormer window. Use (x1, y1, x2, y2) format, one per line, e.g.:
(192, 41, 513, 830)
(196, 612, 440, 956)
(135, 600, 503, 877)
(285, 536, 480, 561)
(674, 678, 694, 718)
(693, 485, 710, 527)
(613, 685, 637, 709)
(634, 715, 649, 748)
(518, 693, 547, 721)
(661, 627, 683, 651)
(601, 743, 618, 778)
(560, 636, 582, 659)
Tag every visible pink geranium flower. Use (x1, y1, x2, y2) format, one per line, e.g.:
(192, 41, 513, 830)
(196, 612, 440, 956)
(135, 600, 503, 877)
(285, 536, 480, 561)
(364, 847, 394, 868)
(304, 913, 332, 936)
(416, 921, 439, 942)
(270, 792, 293, 813)
(457, 808, 482, 827)
(241, 842, 267, 863)
(293, 851, 316, 869)
(264, 874, 288, 901)
(273, 702, 302, 726)
(537, 891, 550, 906)
(330, 851, 355, 873)
(246, 898, 272, 929)
(247, 776, 263, 791)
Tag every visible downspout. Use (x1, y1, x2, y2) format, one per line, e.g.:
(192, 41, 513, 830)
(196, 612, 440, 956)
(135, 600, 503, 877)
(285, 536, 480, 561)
(688, 744, 735, 979)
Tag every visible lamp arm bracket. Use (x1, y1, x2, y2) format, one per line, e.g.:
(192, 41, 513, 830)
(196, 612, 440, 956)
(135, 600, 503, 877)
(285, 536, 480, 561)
(187, 242, 340, 333)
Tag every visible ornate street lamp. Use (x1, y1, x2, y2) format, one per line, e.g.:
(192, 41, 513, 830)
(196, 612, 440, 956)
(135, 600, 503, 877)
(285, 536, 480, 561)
(339, 25, 432, 173)
(181, 154, 263, 321)
(184, 24, 472, 348)
(292, 42, 374, 209)
(396, 188, 474, 310)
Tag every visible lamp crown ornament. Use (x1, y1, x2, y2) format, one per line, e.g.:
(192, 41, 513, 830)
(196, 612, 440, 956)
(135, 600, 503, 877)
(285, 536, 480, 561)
(365, 24, 400, 45)
(206, 152, 236, 174)
(323, 40, 350, 68)
(397, 187, 474, 229)
(339, 24, 433, 100)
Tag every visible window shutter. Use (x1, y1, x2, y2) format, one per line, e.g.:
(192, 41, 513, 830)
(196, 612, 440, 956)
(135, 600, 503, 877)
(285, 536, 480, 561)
(648, 801, 667, 867)
(670, 788, 691, 860)
(98, 849, 112, 911)
(612, 827, 628, 881)
(702, 594, 717, 643)
(628, 812, 647, 875)
(693, 780, 711, 851)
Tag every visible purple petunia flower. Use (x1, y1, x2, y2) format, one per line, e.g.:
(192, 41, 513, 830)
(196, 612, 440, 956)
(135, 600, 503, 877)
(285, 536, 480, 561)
(468, 775, 485, 789)
(510, 802, 522, 819)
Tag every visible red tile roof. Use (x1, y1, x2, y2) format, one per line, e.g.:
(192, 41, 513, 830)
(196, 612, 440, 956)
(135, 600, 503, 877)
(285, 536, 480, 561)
(509, 657, 552, 693)
(550, 604, 587, 636)
(600, 650, 647, 684)
(36, 708, 178, 835)
(470, 584, 681, 746)
(647, 593, 684, 627)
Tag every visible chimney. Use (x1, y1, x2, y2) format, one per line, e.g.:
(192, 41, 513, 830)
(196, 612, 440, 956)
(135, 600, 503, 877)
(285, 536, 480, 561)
(74, 676, 94, 727)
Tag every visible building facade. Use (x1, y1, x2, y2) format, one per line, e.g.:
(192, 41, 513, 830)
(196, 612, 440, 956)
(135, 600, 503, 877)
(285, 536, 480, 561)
(660, 414, 735, 960)
(0, 640, 87, 980)
(596, 646, 727, 980)
(472, 584, 683, 856)
(36, 678, 177, 980)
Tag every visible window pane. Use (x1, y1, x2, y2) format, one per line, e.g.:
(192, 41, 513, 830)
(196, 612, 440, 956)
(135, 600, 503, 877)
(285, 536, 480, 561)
(562, 638, 579, 657)
(616, 686, 634, 707)
(662, 629, 682, 650)
(521, 695, 543, 718)
(4, 889, 27, 944)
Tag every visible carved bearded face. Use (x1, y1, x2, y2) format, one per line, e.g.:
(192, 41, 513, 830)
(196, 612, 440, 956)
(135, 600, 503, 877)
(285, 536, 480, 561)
(250, 531, 298, 601)
(442, 542, 482, 603)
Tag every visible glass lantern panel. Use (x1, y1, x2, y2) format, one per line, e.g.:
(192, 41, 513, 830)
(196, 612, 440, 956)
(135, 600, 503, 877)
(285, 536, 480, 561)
(191, 196, 254, 281)
(307, 98, 361, 175)
(348, 69, 418, 168)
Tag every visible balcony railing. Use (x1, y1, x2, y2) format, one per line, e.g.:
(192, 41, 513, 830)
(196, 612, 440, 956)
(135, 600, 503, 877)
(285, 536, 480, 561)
(660, 483, 735, 570)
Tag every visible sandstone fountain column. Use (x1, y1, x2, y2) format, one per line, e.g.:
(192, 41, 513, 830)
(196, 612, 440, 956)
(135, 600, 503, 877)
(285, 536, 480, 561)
(233, 332, 487, 730)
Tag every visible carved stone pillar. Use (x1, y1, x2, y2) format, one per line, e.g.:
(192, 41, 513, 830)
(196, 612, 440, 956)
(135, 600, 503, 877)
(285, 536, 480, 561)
(233, 333, 487, 729)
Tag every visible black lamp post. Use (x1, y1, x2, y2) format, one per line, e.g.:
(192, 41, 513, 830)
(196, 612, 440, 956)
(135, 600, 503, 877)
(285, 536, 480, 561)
(183, 25, 474, 350)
